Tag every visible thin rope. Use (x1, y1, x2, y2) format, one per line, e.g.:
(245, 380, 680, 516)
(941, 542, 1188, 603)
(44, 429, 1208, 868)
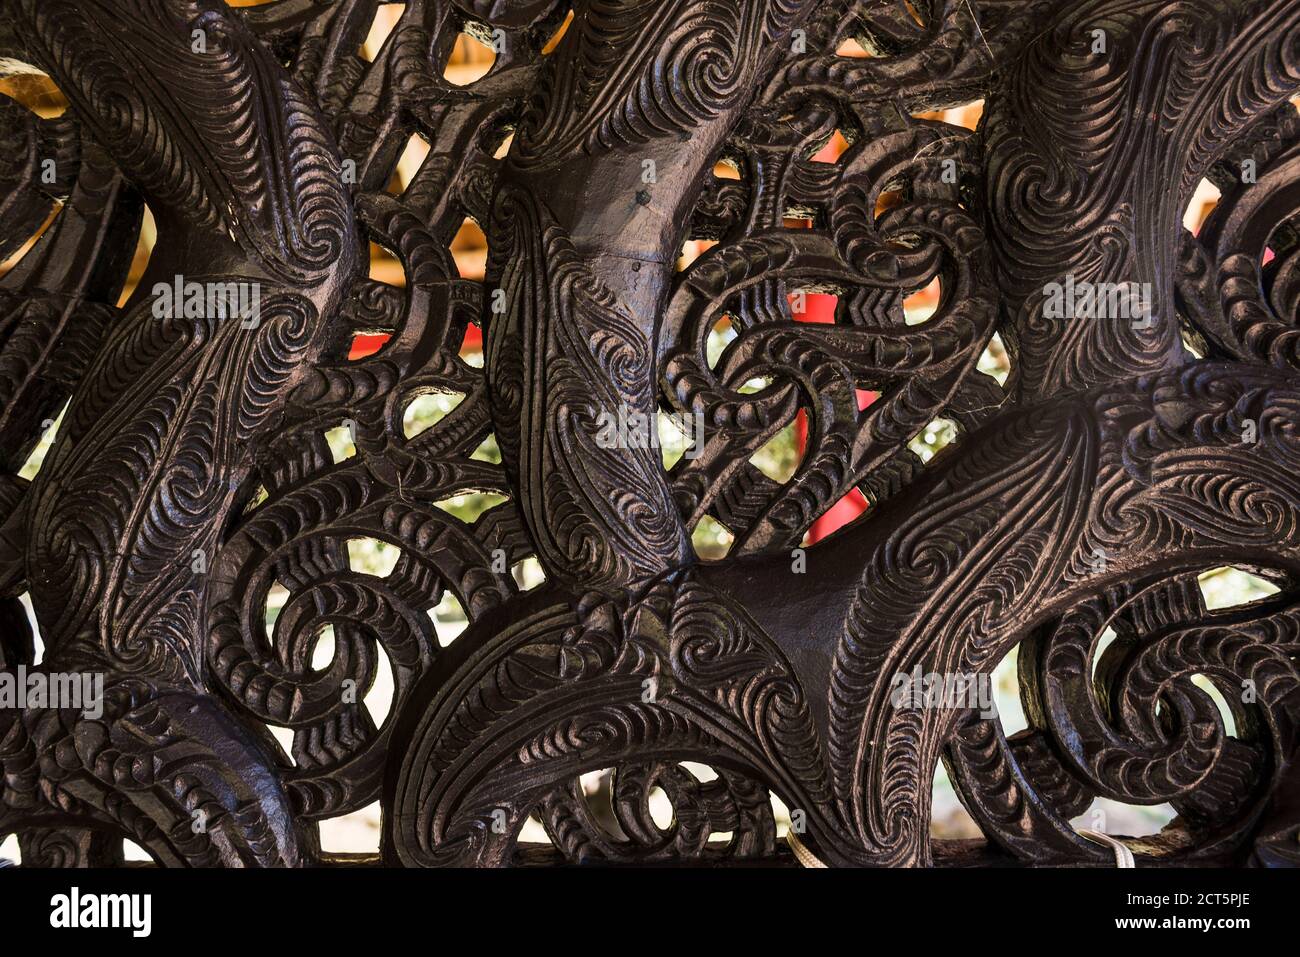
(1077, 828, 1137, 868)
(786, 829, 827, 868)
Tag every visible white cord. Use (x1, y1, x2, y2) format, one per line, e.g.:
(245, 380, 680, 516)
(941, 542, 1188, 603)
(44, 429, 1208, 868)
(786, 829, 828, 868)
(1077, 828, 1137, 868)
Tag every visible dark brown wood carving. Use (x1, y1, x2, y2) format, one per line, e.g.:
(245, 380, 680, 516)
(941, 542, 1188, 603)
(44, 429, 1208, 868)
(2, 0, 1300, 868)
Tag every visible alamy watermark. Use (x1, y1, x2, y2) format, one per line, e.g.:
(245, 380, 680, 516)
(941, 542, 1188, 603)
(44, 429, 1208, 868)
(0, 666, 103, 719)
(50, 887, 151, 937)
(151, 275, 261, 328)
(1042, 276, 1153, 328)
(890, 665, 998, 720)
(594, 404, 704, 460)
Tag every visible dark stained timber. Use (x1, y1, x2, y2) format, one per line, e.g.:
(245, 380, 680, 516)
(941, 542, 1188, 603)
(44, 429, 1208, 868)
(0, 0, 1298, 868)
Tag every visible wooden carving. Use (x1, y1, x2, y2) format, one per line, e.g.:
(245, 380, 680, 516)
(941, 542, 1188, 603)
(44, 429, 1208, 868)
(1, 0, 1299, 868)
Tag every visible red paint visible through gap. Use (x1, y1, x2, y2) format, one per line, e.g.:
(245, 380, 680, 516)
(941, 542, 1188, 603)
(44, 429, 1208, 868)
(346, 285, 865, 543)
(793, 291, 873, 542)
(347, 333, 390, 359)
(347, 325, 482, 360)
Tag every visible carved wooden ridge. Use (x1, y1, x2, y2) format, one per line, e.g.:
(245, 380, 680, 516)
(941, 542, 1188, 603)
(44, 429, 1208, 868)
(2, 0, 1300, 868)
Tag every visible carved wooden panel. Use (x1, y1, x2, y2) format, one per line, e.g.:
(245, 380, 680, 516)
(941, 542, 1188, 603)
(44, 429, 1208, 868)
(1, 0, 1300, 868)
